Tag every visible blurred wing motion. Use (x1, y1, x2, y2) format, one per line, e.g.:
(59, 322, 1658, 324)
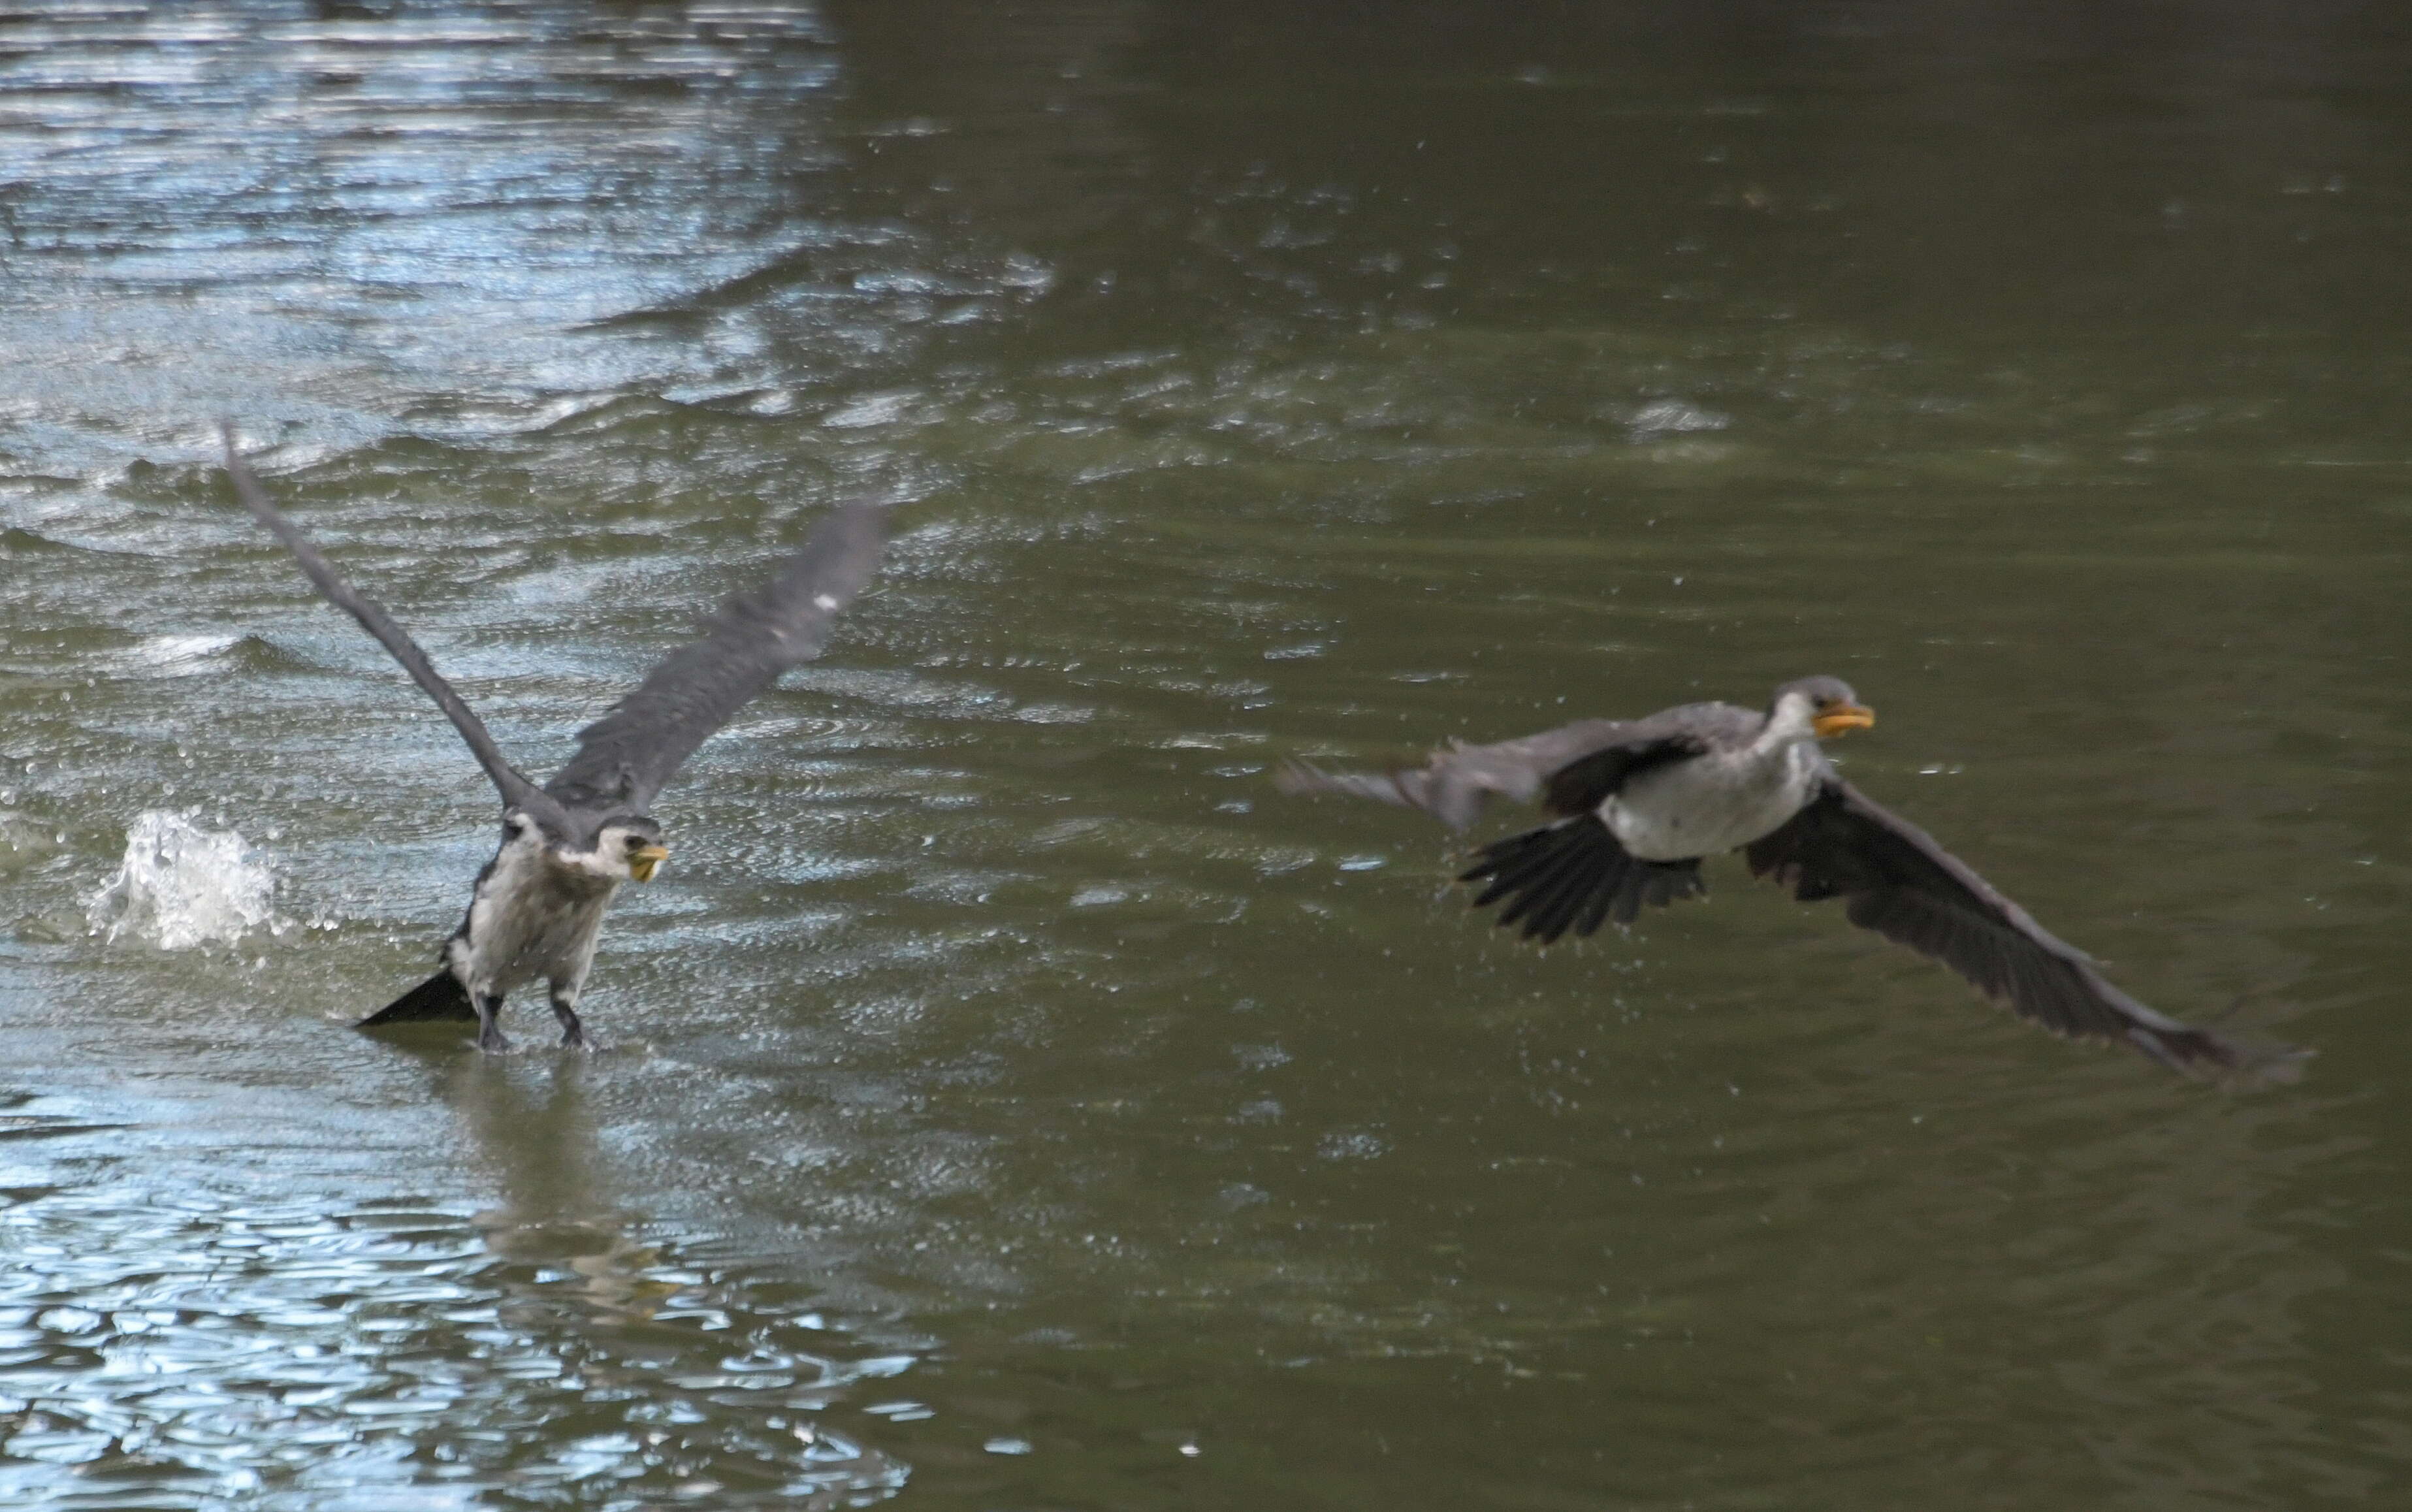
(1274, 715, 1713, 831)
(221, 425, 561, 824)
(542, 503, 889, 811)
(1746, 782, 2306, 1081)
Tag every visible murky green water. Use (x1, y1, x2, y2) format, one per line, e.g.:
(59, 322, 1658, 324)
(5, 4, 2409, 1507)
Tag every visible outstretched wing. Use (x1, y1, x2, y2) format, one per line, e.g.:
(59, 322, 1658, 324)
(220, 426, 558, 822)
(1274, 716, 1709, 831)
(1746, 780, 2304, 1080)
(542, 503, 888, 812)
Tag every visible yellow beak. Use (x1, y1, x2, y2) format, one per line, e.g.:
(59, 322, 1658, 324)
(1812, 703, 1876, 739)
(628, 843, 669, 882)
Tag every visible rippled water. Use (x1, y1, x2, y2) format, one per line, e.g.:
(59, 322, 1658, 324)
(5, 3, 2411, 1508)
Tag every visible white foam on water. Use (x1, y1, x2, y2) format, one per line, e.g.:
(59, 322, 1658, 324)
(106, 633, 244, 677)
(86, 810, 276, 950)
(1624, 398, 1731, 440)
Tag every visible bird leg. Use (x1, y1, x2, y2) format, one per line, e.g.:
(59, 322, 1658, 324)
(473, 991, 511, 1054)
(548, 985, 588, 1051)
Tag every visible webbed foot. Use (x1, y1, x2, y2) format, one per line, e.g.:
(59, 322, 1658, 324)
(550, 994, 588, 1052)
(474, 993, 510, 1054)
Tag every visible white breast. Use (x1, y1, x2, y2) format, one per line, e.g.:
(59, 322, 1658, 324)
(451, 830, 621, 994)
(1602, 740, 1824, 861)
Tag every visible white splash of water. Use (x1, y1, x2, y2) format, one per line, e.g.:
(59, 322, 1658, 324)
(99, 633, 242, 678)
(86, 810, 276, 950)
(1625, 398, 1730, 440)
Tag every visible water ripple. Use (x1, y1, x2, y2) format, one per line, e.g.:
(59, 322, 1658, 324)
(0, 1185, 908, 1509)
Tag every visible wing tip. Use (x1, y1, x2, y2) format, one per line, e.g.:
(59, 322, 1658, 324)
(1270, 757, 1336, 797)
(2129, 1022, 2311, 1086)
(217, 419, 257, 489)
(1270, 757, 1441, 820)
(2242, 1045, 2315, 1086)
(218, 421, 275, 483)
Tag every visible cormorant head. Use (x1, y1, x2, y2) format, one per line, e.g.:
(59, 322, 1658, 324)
(503, 809, 671, 882)
(586, 815, 670, 883)
(1771, 675, 1876, 741)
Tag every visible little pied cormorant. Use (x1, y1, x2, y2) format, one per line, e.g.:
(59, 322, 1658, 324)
(1277, 676, 2302, 1080)
(221, 427, 887, 1052)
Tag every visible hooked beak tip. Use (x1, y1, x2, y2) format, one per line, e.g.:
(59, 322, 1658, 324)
(1812, 704, 1876, 739)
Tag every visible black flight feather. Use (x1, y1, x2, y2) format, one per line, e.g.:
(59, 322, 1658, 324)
(1461, 818, 1703, 944)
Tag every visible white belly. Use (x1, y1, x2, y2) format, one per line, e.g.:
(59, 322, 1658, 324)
(1603, 743, 1821, 861)
(451, 834, 620, 994)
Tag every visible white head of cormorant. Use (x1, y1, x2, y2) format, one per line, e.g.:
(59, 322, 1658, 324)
(219, 427, 887, 1052)
(1277, 677, 2302, 1081)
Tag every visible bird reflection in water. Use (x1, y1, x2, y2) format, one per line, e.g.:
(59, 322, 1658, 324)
(380, 1038, 915, 1504)
(408, 1045, 671, 1319)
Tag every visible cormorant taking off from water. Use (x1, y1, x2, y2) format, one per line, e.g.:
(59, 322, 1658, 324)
(221, 427, 888, 1052)
(1278, 677, 2301, 1080)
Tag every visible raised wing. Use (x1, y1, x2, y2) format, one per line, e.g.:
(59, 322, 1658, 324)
(542, 502, 888, 813)
(221, 426, 559, 822)
(1275, 718, 1705, 831)
(1746, 780, 2304, 1080)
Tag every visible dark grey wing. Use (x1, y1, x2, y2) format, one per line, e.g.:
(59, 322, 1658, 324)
(542, 502, 887, 812)
(221, 426, 558, 821)
(1275, 718, 1704, 831)
(1746, 780, 2304, 1080)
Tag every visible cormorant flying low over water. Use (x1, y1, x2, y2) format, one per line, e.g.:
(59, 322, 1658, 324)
(1279, 677, 2302, 1080)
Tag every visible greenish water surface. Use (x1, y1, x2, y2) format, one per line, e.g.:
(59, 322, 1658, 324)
(3, 4, 2408, 1508)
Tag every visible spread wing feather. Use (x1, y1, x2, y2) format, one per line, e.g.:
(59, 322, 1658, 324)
(221, 426, 562, 824)
(1459, 817, 1705, 942)
(1746, 781, 2303, 1080)
(542, 503, 888, 812)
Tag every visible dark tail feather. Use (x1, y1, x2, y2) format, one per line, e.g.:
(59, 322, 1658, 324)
(1459, 818, 1703, 944)
(359, 971, 475, 1027)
